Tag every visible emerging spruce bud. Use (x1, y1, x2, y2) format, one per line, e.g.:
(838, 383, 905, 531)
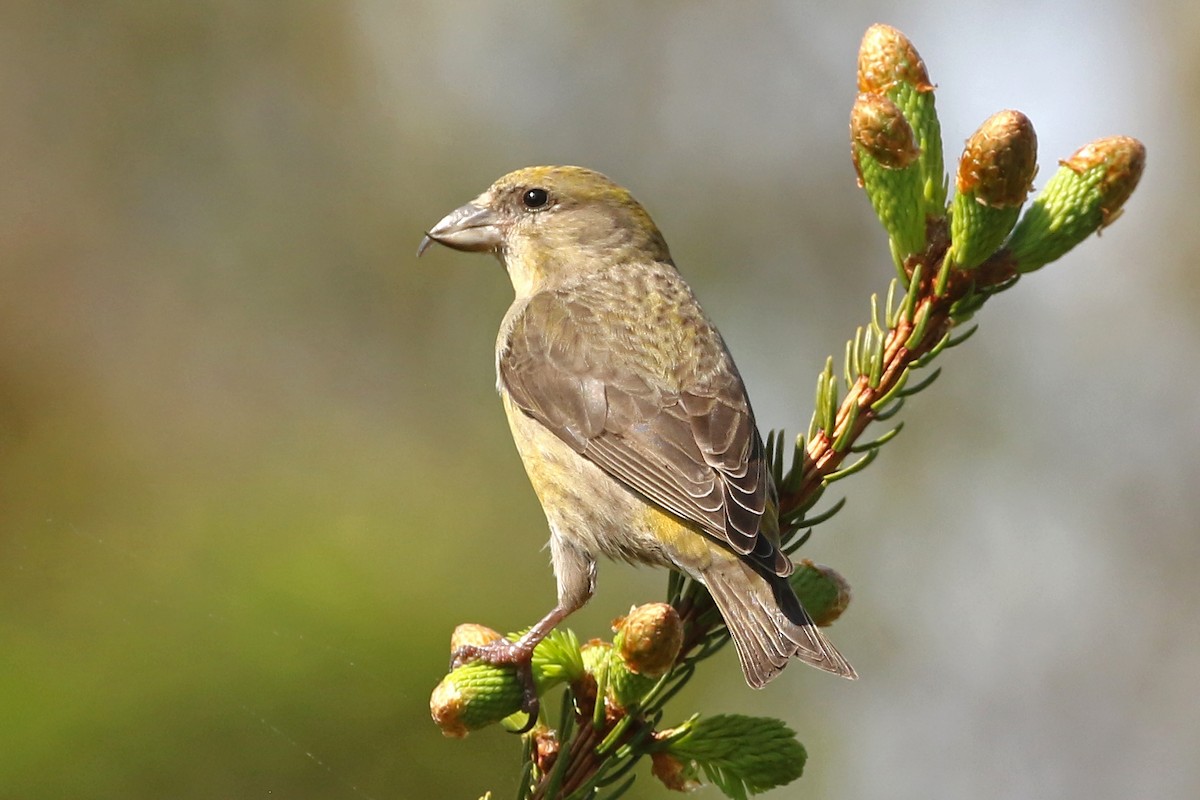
(580, 638, 614, 678)
(947, 110, 1038, 270)
(530, 628, 587, 689)
(582, 638, 649, 713)
(430, 660, 524, 739)
(857, 23, 932, 95)
(431, 626, 588, 737)
(857, 23, 947, 214)
(851, 93, 927, 263)
(956, 111, 1039, 207)
(614, 602, 684, 678)
(851, 93, 920, 171)
(790, 560, 852, 627)
(577, 604, 685, 713)
(1074, 135, 1146, 228)
(655, 714, 808, 798)
(1006, 136, 1146, 272)
(432, 624, 523, 737)
(593, 603, 685, 709)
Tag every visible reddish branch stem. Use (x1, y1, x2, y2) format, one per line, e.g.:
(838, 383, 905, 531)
(780, 225, 1018, 521)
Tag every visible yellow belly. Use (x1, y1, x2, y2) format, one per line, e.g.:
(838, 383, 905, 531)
(501, 391, 730, 574)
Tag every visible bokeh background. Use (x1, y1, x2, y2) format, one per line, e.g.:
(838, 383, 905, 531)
(2, 2, 1196, 798)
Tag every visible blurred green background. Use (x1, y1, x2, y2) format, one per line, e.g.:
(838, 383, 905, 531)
(2, 2, 1197, 798)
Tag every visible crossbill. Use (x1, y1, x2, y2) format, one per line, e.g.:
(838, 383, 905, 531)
(419, 167, 855, 713)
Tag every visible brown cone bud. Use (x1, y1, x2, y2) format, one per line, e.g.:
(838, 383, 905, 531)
(450, 623, 503, 653)
(1062, 135, 1146, 228)
(957, 110, 1038, 208)
(857, 24, 933, 94)
(851, 93, 920, 176)
(532, 725, 559, 776)
(1006, 135, 1146, 271)
(614, 602, 684, 678)
(651, 751, 701, 793)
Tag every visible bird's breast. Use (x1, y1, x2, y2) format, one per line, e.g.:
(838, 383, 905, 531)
(500, 391, 703, 570)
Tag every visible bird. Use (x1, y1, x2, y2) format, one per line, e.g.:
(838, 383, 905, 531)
(418, 166, 855, 719)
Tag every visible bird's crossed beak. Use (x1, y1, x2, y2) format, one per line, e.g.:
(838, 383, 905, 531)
(416, 202, 503, 257)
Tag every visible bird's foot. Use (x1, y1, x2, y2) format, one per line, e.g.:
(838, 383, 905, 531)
(452, 638, 540, 733)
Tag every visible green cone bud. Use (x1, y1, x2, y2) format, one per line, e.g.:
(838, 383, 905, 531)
(607, 650, 659, 711)
(584, 603, 682, 709)
(1006, 136, 1146, 272)
(947, 110, 1038, 270)
(578, 604, 685, 712)
(789, 560, 852, 626)
(581, 637, 656, 712)
(430, 660, 524, 738)
(432, 625, 588, 736)
(580, 638, 611, 674)
(851, 93, 926, 263)
(858, 24, 947, 214)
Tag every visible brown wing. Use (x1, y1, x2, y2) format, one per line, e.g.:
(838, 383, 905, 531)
(499, 287, 790, 577)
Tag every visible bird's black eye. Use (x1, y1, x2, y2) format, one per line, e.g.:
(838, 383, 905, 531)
(522, 188, 549, 209)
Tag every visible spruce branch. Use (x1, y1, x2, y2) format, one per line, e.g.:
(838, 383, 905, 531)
(431, 22, 1145, 799)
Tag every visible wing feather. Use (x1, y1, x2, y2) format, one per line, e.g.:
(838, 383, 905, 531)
(500, 286, 784, 575)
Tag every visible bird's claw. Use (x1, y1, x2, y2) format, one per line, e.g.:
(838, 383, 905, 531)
(451, 639, 541, 733)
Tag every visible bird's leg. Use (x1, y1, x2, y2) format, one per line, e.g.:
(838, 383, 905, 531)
(451, 535, 596, 732)
(449, 602, 580, 732)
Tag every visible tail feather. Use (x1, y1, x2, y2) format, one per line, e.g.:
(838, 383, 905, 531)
(702, 559, 857, 687)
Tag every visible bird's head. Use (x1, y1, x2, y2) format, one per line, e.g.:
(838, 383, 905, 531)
(418, 166, 672, 296)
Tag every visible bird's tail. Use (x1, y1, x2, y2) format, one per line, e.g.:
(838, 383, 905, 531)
(701, 557, 857, 687)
